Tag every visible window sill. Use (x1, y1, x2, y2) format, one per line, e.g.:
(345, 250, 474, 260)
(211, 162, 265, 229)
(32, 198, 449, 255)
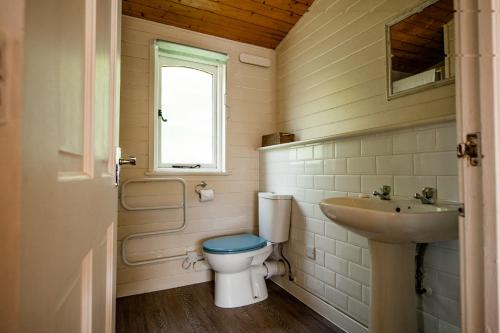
(145, 169, 231, 176)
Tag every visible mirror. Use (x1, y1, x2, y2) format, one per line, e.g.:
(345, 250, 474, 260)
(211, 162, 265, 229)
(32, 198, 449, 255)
(386, 0, 454, 99)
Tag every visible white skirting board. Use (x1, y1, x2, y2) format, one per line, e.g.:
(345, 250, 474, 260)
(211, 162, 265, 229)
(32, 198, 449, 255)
(117, 270, 213, 298)
(272, 276, 368, 333)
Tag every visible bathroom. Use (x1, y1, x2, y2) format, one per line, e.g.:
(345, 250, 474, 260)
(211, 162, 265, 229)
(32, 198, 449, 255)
(2, 0, 499, 332)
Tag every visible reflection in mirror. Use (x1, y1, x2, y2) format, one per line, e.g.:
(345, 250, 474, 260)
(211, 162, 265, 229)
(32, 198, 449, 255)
(386, 0, 454, 98)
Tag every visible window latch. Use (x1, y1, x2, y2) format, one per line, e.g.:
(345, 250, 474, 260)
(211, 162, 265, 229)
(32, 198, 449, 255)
(158, 109, 168, 122)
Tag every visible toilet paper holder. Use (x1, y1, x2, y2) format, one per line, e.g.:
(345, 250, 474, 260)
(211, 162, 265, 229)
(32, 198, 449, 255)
(195, 181, 208, 199)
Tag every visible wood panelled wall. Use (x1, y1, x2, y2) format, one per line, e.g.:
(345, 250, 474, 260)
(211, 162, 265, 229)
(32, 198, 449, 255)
(276, 0, 455, 141)
(122, 0, 314, 49)
(118, 16, 276, 296)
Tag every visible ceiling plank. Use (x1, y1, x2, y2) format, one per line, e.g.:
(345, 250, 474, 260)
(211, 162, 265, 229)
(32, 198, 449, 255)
(164, 0, 293, 33)
(123, 2, 282, 48)
(122, 0, 315, 49)
(250, 0, 311, 16)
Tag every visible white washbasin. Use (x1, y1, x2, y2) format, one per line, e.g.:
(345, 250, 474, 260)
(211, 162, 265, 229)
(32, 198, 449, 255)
(319, 197, 459, 243)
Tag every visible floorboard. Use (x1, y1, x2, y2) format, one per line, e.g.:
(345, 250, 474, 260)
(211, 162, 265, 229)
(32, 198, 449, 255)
(116, 281, 345, 333)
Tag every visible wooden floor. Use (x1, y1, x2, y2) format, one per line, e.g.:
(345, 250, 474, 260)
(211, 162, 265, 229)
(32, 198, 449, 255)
(116, 281, 344, 333)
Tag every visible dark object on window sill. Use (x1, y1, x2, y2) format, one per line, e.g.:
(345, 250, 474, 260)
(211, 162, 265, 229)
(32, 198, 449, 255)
(172, 164, 201, 169)
(262, 132, 294, 147)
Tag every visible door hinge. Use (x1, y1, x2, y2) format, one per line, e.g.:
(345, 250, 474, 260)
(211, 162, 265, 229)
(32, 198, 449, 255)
(458, 203, 465, 217)
(457, 132, 482, 166)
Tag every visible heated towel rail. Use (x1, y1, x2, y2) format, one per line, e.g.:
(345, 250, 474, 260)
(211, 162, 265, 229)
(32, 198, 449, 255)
(120, 177, 188, 266)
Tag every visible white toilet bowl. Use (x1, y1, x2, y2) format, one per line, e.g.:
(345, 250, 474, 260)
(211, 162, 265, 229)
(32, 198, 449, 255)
(203, 193, 292, 308)
(203, 234, 274, 308)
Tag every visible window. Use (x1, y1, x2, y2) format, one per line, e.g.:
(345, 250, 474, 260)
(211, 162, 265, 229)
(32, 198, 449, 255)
(152, 40, 227, 173)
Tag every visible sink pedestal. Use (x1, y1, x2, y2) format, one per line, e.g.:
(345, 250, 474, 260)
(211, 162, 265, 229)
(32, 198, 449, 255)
(370, 241, 417, 333)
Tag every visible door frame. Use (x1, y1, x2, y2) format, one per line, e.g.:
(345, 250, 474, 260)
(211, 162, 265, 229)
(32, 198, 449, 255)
(456, 0, 500, 331)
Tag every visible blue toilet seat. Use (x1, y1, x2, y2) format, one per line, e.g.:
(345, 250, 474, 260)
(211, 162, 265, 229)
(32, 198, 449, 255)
(202, 234, 268, 254)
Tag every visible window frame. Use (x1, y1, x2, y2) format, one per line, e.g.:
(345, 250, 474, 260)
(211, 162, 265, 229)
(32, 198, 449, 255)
(149, 40, 227, 175)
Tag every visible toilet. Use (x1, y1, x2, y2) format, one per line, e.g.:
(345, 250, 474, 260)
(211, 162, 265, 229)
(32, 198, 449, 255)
(202, 192, 292, 308)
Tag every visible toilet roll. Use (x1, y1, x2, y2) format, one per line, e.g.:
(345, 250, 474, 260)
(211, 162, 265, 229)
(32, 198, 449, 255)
(199, 188, 214, 202)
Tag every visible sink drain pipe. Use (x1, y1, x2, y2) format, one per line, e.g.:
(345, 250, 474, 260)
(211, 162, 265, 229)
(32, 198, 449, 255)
(415, 243, 428, 295)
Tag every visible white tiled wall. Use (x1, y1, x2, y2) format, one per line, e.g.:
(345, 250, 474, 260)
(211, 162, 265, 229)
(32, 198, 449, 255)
(260, 121, 460, 333)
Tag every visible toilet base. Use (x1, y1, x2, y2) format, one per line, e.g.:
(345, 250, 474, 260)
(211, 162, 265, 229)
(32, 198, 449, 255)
(214, 267, 269, 308)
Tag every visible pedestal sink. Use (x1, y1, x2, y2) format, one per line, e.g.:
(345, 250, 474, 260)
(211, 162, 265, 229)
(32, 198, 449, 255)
(319, 197, 459, 333)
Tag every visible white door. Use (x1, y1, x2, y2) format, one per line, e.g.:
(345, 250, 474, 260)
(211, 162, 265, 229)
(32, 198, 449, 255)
(455, 0, 500, 331)
(21, 0, 121, 332)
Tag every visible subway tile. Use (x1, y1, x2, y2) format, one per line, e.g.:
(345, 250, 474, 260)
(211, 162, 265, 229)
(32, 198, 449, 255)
(349, 263, 370, 286)
(362, 286, 370, 305)
(314, 175, 334, 190)
(347, 157, 376, 174)
(325, 222, 348, 242)
(335, 175, 361, 192)
(297, 146, 314, 160)
(288, 148, 297, 161)
(376, 155, 413, 175)
(296, 256, 315, 275)
(315, 265, 336, 286)
(419, 294, 461, 327)
(292, 229, 315, 247)
(325, 253, 349, 276)
(313, 204, 329, 220)
(305, 217, 325, 235)
(314, 142, 334, 160)
(324, 191, 348, 199)
(436, 126, 457, 151)
(348, 232, 369, 248)
(315, 249, 325, 266)
(304, 274, 325, 297)
(296, 202, 315, 218)
(361, 175, 393, 195)
(417, 310, 439, 333)
(335, 140, 361, 158)
(361, 135, 393, 156)
(336, 241, 362, 264)
(424, 246, 460, 276)
(417, 129, 437, 152)
(437, 176, 458, 202)
(325, 285, 348, 311)
(435, 272, 460, 301)
(414, 152, 457, 175)
(304, 189, 324, 203)
(362, 248, 371, 268)
(297, 175, 314, 188)
(305, 160, 324, 175)
(315, 235, 336, 254)
(324, 158, 347, 175)
(348, 297, 369, 324)
(394, 176, 437, 197)
(289, 161, 305, 175)
(393, 132, 417, 154)
(336, 274, 362, 300)
(438, 321, 460, 333)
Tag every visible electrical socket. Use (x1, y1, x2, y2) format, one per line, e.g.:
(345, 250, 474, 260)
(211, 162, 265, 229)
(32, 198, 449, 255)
(306, 247, 315, 260)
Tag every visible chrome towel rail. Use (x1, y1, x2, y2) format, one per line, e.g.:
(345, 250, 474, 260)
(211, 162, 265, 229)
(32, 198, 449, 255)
(120, 177, 188, 266)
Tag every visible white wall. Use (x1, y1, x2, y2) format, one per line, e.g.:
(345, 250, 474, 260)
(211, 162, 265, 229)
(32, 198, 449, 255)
(117, 16, 276, 297)
(260, 121, 460, 333)
(276, 0, 455, 141)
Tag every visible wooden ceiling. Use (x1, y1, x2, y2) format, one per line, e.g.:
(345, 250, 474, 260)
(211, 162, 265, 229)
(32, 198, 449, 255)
(123, 0, 314, 49)
(390, 0, 454, 74)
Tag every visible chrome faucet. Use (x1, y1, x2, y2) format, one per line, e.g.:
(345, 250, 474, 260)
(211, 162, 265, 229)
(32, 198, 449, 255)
(373, 185, 391, 200)
(414, 187, 437, 204)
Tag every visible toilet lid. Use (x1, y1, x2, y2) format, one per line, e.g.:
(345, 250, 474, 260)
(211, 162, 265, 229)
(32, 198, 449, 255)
(202, 234, 267, 254)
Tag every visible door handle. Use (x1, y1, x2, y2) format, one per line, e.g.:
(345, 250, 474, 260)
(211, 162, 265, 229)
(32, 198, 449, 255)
(119, 156, 137, 166)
